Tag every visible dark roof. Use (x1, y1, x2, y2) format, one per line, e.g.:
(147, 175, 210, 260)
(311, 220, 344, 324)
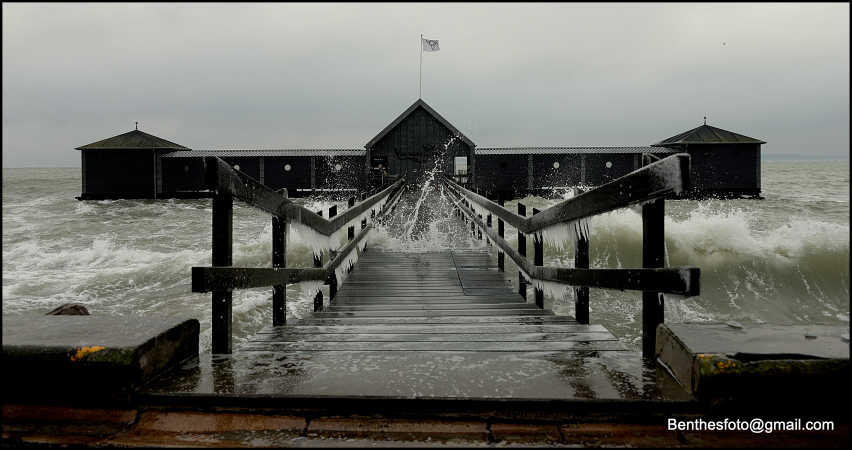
(75, 129, 190, 151)
(476, 146, 675, 155)
(162, 149, 365, 158)
(652, 124, 766, 147)
(365, 99, 475, 149)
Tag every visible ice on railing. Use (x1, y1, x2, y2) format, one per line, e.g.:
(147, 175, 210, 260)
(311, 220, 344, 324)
(531, 278, 571, 303)
(288, 190, 392, 258)
(334, 247, 360, 286)
(537, 217, 590, 250)
(299, 280, 324, 299)
(288, 220, 333, 258)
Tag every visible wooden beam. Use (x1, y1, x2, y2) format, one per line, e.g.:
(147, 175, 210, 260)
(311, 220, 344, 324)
(192, 267, 324, 292)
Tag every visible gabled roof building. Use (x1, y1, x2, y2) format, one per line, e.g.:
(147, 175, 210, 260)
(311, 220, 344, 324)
(76, 100, 764, 200)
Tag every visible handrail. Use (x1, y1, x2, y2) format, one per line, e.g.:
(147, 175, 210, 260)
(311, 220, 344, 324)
(441, 153, 690, 234)
(441, 153, 699, 358)
(204, 156, 405, 236)
(445, 194, 699, 296)
(196, 157, 405, 353)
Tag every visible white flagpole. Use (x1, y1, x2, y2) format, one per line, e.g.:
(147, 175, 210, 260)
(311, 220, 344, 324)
(419, 34, 423, 98)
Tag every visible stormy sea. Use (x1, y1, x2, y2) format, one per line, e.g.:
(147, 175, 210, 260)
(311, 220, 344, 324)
(2, 160, 849, 352)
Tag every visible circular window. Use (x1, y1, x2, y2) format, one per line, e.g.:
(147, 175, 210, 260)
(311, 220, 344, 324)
(552, 161, 560, 169)
(334, 163, 343, 172)
(233, 164, 240, 171)
(605, 161, 613, 169)
(283, 163, 292, 172)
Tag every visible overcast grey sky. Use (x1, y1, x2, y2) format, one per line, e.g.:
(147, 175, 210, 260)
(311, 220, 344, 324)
(2, 3, 849, 167)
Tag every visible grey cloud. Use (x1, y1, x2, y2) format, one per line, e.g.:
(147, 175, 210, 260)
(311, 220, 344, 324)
(2, 3, 848, 167)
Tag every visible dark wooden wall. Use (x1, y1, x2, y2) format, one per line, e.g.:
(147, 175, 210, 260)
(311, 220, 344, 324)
(161, 158, 206, 193)
(81, 150, 157, 198)
(222, 157, 261, 181)
(368, 106, 473, 183)
(263, 156, 312, 193)
(583, 154, 636, 186)
(474, 155, 528, 197)
(531, 154, 583, 188)
(684, 144, 760, 196)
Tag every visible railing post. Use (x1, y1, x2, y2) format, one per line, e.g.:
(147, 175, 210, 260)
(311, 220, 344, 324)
(575, 232, 590, 324)
(328, 205, 338, 300)
(517, 203, 527, 300)
(532, 208, 544, 309)
(211, 193, 233, 354)
(272, 192, 288, 327)
(497, 199, 505, 270)
(486, 213, 492, 246)
(313, 209, 324, 312)
(642, 198, 665, 358)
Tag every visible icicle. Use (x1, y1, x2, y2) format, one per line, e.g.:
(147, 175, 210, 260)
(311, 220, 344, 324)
(530, 278, 571, 303)
(334, 247, 359, 286)
(288, 220, 332, 258)
(299, 280, 324, 299)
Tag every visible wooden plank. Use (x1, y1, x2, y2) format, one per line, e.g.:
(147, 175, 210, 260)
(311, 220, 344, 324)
(239, 340, 628, 352)
(248, 332, 617, 343)
(310, 310, 555, 318)
(255, 324, 606, 335)
(286, 316, 577, 326)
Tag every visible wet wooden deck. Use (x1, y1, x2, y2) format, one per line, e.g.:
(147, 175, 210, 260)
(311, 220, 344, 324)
(145, 250, 689, 402)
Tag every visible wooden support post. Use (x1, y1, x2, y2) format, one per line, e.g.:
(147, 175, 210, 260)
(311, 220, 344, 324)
(347, 226, 355, 273)
(313, 209, 324, 312)
(497, 217, 505, 271)
(328, 205, 338, 299)
(642, 198, 665, 358)
(272, 190, 288, 326)
(532, 208, 544, 309)
(517, 203, 527, 300)
(574, 232, 590, 324)
(211, 193, 233, 354)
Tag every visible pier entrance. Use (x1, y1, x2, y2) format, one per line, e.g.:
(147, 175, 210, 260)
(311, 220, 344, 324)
(147, 153, 702, 404)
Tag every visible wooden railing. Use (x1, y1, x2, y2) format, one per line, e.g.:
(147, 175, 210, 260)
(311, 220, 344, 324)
(442, 153, 699, 357)
(192, 157, 406, 353)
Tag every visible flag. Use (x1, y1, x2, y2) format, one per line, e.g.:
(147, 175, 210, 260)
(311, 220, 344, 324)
(422, 38, 440, 52)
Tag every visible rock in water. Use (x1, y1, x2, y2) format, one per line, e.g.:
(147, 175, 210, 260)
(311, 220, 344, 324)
(46, 303, 90, 315)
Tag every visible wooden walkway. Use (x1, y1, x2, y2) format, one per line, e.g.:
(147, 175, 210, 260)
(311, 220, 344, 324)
(147, 250, 685, 401)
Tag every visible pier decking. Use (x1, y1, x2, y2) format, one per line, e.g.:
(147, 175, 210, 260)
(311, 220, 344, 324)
(145, 250, 682, 401)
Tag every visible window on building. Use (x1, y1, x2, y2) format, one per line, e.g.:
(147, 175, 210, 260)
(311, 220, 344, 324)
(454, 156, 468, 175)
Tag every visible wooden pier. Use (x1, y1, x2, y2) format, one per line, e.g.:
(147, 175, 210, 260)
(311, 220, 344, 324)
(4, 153, 848, 447)
(145, 250, 674, 400)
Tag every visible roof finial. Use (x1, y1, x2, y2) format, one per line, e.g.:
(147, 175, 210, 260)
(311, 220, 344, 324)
(703, 115, 707, 125)
(135, 121, 138, 130)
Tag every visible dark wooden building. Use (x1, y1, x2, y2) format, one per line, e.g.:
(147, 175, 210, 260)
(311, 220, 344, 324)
(76, 101, 765, 200)
(651, 123, 765, 198)
(75, 129, 189, 200)
(473, 147, 678, 200)
(365, 99, 475, 185)
(159, 149, 365, 197)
